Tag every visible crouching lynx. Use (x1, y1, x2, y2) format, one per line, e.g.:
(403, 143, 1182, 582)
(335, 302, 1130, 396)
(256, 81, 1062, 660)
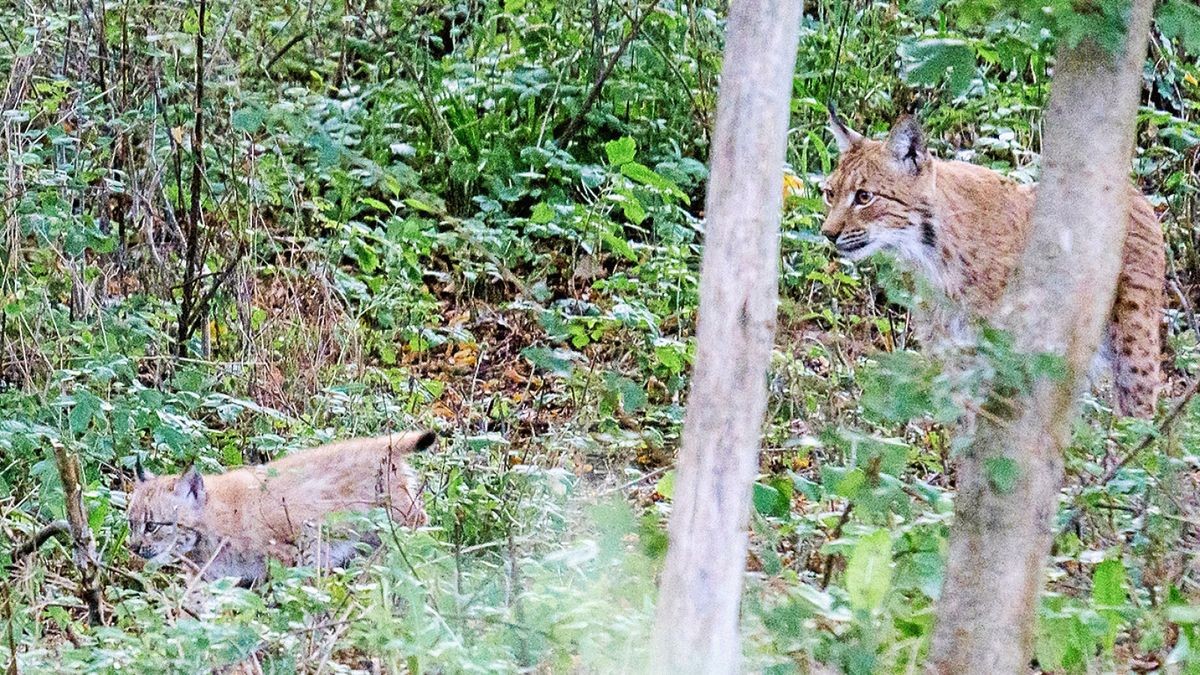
(127, 431, 433, 582)
(820, 113, 1164, 417)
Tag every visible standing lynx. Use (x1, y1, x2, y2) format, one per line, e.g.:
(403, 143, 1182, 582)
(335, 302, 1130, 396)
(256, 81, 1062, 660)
(819, 113, 1164, 417)
(127, 431, 433, 582)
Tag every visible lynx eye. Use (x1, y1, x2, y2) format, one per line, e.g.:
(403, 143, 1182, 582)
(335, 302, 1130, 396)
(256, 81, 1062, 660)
(853, 189, 875, 206)
(144, 522, 161, 534)
(821, 188, 833, 206)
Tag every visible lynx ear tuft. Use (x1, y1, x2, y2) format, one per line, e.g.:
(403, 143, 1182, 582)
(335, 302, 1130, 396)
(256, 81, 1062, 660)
(135, 455, 149, 483)
(411, 430, 437, 453)
(175, 465, 207, 505)
(828, 107, 864, 153)
(886, 115, 930, 174)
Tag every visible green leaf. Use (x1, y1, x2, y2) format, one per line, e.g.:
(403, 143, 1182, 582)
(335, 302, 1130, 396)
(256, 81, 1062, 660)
(899, 38, 978, 97)
(1032, 352, 1067, 382)
(1168, 605, 1200, 625)
(985, 457, 1019, 493)
(1092, 559, 1126, 608)
(465, 434, 510, 451)
(846, 529, 893, 613)
(602, 231, 638, 261)
(404, 198, 440, 214)
(605, 136, 636, 166)
(530, 202, 554, 224)
(351, 240, 379, 274)
(521, 346, 579, 376)
(360, 197, 390, 213)
(614, 376, 647, 413)
(68, 391, 100, 434)
(832, 467, 866, 499)
(752, 482, 790, 518)
(655, 470, 675, 499)
(1159, 0, 1200, 55)
(613, 189, 647, 225)
(231, 106, 264, 134)
(620, 162, 689, 204)
(1093, 559, 1127, 651)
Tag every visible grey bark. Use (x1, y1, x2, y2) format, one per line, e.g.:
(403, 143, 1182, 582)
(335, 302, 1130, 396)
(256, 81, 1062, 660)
(649, 1, 801, 672)
(929, 2, 1155, 671)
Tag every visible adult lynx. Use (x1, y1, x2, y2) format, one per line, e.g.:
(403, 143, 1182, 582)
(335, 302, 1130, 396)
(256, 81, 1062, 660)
(127, 431, 433, 582)
(819, 113, 1164, 417)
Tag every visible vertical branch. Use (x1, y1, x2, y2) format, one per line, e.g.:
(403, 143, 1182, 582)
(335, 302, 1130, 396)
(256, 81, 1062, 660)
(175, 0, 207, 357)
(51, 441, 103, 625)
(930, 1, 1156, 671)
(649, 1, 801, 672)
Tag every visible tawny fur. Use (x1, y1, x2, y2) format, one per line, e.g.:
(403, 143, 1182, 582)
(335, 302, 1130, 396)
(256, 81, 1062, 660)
(820, 115, 1164, 417)
(127, 432, 432, 581)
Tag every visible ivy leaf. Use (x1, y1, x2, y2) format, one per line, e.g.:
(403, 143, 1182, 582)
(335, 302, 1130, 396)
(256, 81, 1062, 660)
(899, 38, 978, 97)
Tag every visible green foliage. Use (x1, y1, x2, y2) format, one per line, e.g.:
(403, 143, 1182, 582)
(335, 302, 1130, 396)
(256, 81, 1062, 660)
(899, 39, 980, 97)
(1160, 0, 1200, 54)
(1, 0, 1199, 670)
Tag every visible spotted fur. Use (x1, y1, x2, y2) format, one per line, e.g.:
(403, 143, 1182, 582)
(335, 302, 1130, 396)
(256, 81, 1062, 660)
(820, 114, 1164, 417)
(127, 432, 432, 581)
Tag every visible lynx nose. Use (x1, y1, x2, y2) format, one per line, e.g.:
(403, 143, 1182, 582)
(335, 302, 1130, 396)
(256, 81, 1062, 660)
(823, 229, 839, 244)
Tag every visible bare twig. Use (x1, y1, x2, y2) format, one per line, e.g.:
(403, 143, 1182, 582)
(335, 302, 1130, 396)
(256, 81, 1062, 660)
(50, 442, 103, 625)
(9, 520, 70, 562)
(185, 241, 248, 337)
(4, 587, 16, 675)
(557, 0, 662, 146)
(264, 32, 306, 73)
(819, 502, 853, 589)
(175, 0, 208, 358)
(1101, 375, 1200, 485)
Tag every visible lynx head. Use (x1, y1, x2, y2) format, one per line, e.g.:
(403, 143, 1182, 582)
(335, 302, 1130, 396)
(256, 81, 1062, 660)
(127, 463, 207, 565)
(820, 113, 937, 262)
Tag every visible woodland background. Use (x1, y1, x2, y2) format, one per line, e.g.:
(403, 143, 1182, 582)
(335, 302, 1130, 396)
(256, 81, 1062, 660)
(2, 0, 1200, 672)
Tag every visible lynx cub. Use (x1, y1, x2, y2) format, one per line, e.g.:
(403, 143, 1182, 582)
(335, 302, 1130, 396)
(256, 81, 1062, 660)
(127, 431, 433, 581)
(820, 113, 1164, 417)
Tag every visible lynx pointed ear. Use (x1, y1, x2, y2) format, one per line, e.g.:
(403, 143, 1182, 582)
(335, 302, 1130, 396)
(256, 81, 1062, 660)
(135, 455, 149, 483)
(828, 108, 863, 153)
(887, 115, 930, 174)
(174, 465, 207, 505)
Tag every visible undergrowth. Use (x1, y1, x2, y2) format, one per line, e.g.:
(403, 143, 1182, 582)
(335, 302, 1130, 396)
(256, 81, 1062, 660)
(1, 0, 1199, 672)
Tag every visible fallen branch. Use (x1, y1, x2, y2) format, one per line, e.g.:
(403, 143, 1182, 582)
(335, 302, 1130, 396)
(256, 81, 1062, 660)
(9, 520, 70, 562)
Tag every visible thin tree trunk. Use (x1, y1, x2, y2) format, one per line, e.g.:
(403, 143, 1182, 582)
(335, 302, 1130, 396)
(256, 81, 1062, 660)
(52, 441, 104, 625)
(649, 2, 801, 672)
(930, 2, 1155, 671)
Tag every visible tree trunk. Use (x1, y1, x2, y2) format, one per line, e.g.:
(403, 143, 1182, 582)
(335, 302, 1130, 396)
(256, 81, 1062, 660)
(930, 3, 1155, 671)
(649, 2, 801, 672)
